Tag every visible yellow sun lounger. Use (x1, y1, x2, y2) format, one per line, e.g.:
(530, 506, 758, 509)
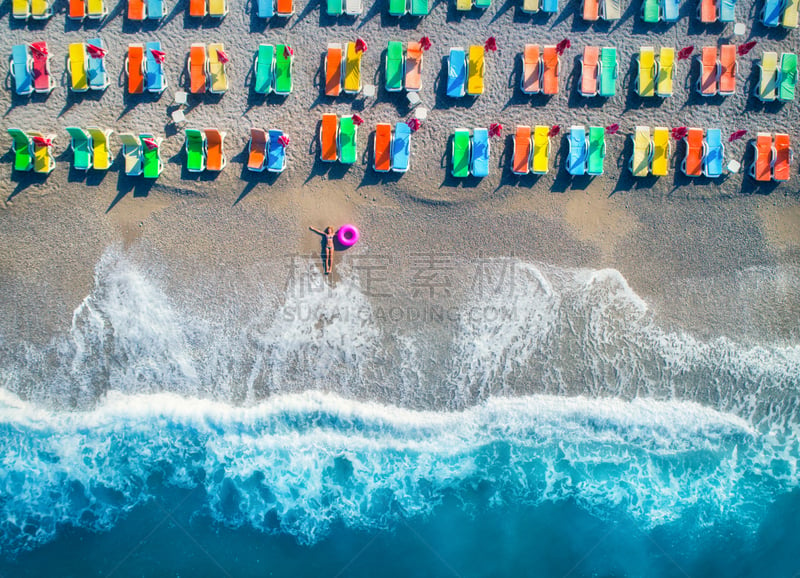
(344, 42, 362, 94)
(466, 45, 485, 96)
(630, 126, 651, 177)
(651, 127, 670, 176)
(207, 43, 228, 93)
(756, 51, 778, 101)
(456, 0, 471, 9)
(28, 131, 56, 174)
(783, 0, 799, 27)
(637, 46, 656, 97)
(68, 43, 89, 92)
(31, 0, 52, 18)
(13, 0, 31, 19)
(87, 127, 113, 170)
(532, 125, 550, 174)
(656, 47, 674, 97)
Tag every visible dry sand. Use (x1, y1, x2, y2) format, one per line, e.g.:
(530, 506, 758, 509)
(1, 0, 799, 343)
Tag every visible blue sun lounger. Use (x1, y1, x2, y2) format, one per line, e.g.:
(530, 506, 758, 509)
(10, 45, 33, 96)
(719, 0, 735, 20)
(146, 0, 164, 18)
(447, 47, 466, 98)
(703, 128, 723, 178)
(542, 0, 557, 11)
(87, 38, 110, 90)
(662, 0, 679, 20)
(257, 0, 274, 15)
(471, 128, 489, 178)
(145, 41, 166, 93)
(267, 129, 286, 172)
(391, 122, 411, 173)
(568, 126, 587, 176)
(763, 0, 781, 25)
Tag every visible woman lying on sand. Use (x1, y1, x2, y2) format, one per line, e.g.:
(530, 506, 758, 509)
(309, 226, 335, 275)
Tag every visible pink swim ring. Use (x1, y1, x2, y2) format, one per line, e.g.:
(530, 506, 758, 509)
(337, 224, 360, 247)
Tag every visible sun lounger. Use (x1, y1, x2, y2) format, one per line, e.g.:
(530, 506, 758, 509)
(320, 114, 339, 162)
(392, 122, 411, 172)
(30, 44, 55, 94)
(374, 123, 392, 172)
(325, 44, 342, 97)
(447, 47, 467, 97)
(275, 0, 293, 15)
(386, 41, 404, 92)
(599, 47, 617, 97)
(532, 126, 550, 174)
(651, 127, 670, 176)
(31, 0, 52, 18)
(344, 42, 362, 94)
(773, 133, 792, 181)
(602, 0, 621, 18)
(637, 46, 656, 97)
(542, 0, 557, 11)
(681, 127, 703, 177)
(86, 39, 110, 91)
(68, 0, 85, 18)
(629, 126, 651, 177)
(662, 0, 679, 19)
(542, 45, 559, 96)
(87, 0, 106, 18)
(118, 133, 143, 176)
(702, 128, 723, 178)
(587, 126, 605, 176)
(405, 41, 423, 92)
(762, 0, 780, 25)
(140, 134, 163, 179)
(10, 45, 34, 96)
(68, 43, 89, 93)
(128, 0, 146, 19)
(267, 129, 286, 173)
(207, 44, 229, 94)
(13, 0, 31, 19)
(345, 0, 362, 14)
(126, 45, 145, 94)
(248, 128, 267, 171)
(87, 127, 112, 170)
(783, 0, 799, 27)
(756, 52, 779, 101)
(467, 45, 485, 96)
(584, 0, 599, 20)
(718, 44, 736, 96)
(522, 0, 540, 12)
(257, 0, 274, 17)
(339, 115, 358, 164)
(204, 129, 226, 171)
(66, 127, 92, 171)
(144, 41, 167, 93)
(521, 44, 541, 94)
(188, 45, 207, 94)
(184, 129, 206, 172)
(699, 0, 716, 21)
(512, 125, 532, 175)
(456, 0, 471, 10)
(750, 133, 772, 181)
(779, 53, 797, 101)
(471, 128, 489, 178)
(254, 45, 275, 95)
(389, 0, 406, 15)
(451, 129, 471, 177)
(719, 0, 735, 20)
(656, 47, 674, 97)
(275, 44, 293, 95)
(698, 46, 718, 96)
(209, 0, 228, 16)
(328, 0, 343, 14)
(28, 131, 55, 174)
(642, 0, 659, 22)
(581, 46, 599, 97)
(7, 129, 33, 172)
(146, 0, 164, 18)
(410, 0, 428, 14)
(189, 0, 205, 16)
(475, 0, 490, 6)
(567, 126, 587, 176)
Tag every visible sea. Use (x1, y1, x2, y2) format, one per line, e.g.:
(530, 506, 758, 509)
(1, 247, 799, 577)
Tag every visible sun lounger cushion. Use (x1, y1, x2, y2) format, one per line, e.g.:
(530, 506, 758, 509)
(532, 126, 550, 174)
(389, 0, 406, 15)
(763, 0, 780, 25)
(8, 129, 33, 171)
(451, 129, 470, 177)
(339, 116, 357, 164)
(267, 130, 286, 172)
(542, 0, 557, 11)
(602, 0, 621, 18)
(642, 0, 659, 22)
(275, 0, 293, 15)
(87, 39, 109, 90)
(185, 129, 206, 172)
(141, 135, 162, 178)
(582, 46, 599, 96)
(773, 133, 791, 181)
(30, 44, 54, 93)
(208, 44, 229, 93)
(248, 129, 267, 171)
(66, 127, 92, 170)
(30, 132, 55, 174)
(325, 44, 342, 97)
(31, 0, 52, 18)
(128, 0, 145, 19)
(410, 0, 428, 14)
(391, 122, 411, 172)
(512, 125, 532, 175)
(374, 123, 392, 172)
(471, 128, 489, 178)
(599, 47, 617, 97)
(11, 45, 33, 96)
(779, 53, 797, 101)
(587, 126, 605, 175)
(386, 41, 404, 92)
(719, 44, 736, 95)
(584, 0, 599, 20)
(118, 133, 142, 175)
(630, 126, 651, 177)
(784, 0, 799, 27)
(127, 44, 145, 94)
(651, 127, 670, 176)
(344, 43, 362, 94)
(189, 0, 206, 16)
(719, 0, 735, 20)
(522, 0, 540, 12)
(145, 41, 166, 93)
(703, 128, 723, 178)
(257, 0, 274, 16)
(699, 46, 718, 96)
(638, 47, 656, 97)
(568, 126, 587, 176)
(521, 44, 541, 94)
(447, 48, 466, 98)
(467, 45, 485, 96)
(758, 52, 778, 101)
(87, 127, 112, 170)
(146, 0, 164, 18)
(205, 129, 225, 171)
(662, 0, 679, 20)
(275, 45, 292, 95)
(87, 0, 105, 17)
(542, 46, 559, 95)
(683, 128, 704, 177)
(68, 43, 89, 92)
(255, 45, 275, 94)
(13, 0, 31, 19)
(405, 42, 423, 91)
(656, 47, 675, 97)
(345, 0, 362, 14)
(320, 114, 338, 162)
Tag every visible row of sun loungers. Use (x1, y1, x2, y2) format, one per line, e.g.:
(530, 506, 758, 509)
(253, 44, 294, 95)
(582, 0, 621, 19)
(373, 122, 412, 172)
(451, 128, 490, 177)
(579, 46, 619, 97)
(695, 45, 737, 96)
(10, 43, 57, 95)
(319, 113, 358, 164)
(67, 39, 111, 92)
(762, 0, 799, 27)
(447, 46, 485, 97)
(247, 129, 288, 172)
(185, 129, 228, 172)
(327, 0, 363, 14)
(188, 0, 228, 16)
(512, 125, 551, 175)
(751, 133, 792, 181)
(521, 45, 561, 96)
(126, 42, 168, 93)
(634, 47, 675, 97)
(324, 42, 364, 95)
(520, 0, 559, 13)
(125, 0, 166, 19)
(388, 0, 429, 15)
(456, 0, 492, 10)
(187, 43, 230, 94)
(384, 41, 424, 92)
(255, 0, 294, 16)
(756, 52, 797, 101)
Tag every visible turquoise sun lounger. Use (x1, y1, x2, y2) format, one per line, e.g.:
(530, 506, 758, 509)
(257, 0, 274, 16)
(145, 41, 166, 93)
(10, 45, 33, 96)
(568, 126, 587, 176)
(254, 44, 275, 94)
(542, 0, 557, 11)
(599, 47, 617, 97)
(267, 129, 287, 172)
(662, 0, 679, 20)
(146, 0, 164, 18)
(392, 122, 411, 172)
(471, 128, 489, 178)
(389, 0, 406, 14)
(87, 38, 109, 90)
(703, 128, 723, 178)
(763, 0, 781, 25)
(410, 0, 428, 14)
(447, 47, 466, 98)
(66, 126, 92, 170)
(719, 0, 735, 20)
(779, 53, 797, 101)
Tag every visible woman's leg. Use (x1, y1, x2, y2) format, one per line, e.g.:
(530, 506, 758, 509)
(326, 248, 333, 274)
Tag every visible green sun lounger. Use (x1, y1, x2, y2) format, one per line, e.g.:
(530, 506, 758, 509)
(141, 134, 162, 179)
(338, 116, 357, 164)
(410, 0, 427, 13)
(642, 0, 659, 22)
(779, 53, 797, 102)
(254, 45, 275, 95)
(327, 0, 342, 14)
(275, 44, 293, 95)
(599, 47, 617, 97)
(66, 127, 92, 171)
(7, 128, 33, 172)
(587, 126, 605, 175)
(474, 0, 490, 6)
(385, 41, 404, 92)
(185, 129, 206, 172)
(389, 0, 406, 14)
(451, 129, 471, 177)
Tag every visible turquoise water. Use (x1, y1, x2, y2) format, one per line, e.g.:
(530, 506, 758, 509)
(1, 250, 799, 576)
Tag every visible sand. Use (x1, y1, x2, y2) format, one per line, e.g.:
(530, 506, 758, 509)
(1, 0, 799, 343)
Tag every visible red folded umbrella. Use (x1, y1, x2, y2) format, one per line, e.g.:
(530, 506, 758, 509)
(142, 137, 158, 150)
(352, 114, 364, 126)
(729, 129, 747, 142)
(671, 126, 688, 140)
(677, 46, 694, 61)
(150, 48, 166, 64)
(737, 41, 757, 56)
(216, 49, 230, 64)
(485, 37, 498, 52)
(407, 118, 422, 132)
(548, 125, 560, 138)
(278, 135, 290, 147)
(86, 44, 107, 59)
(284, 45, 294, 58)
(556, 39, 570, 55)
(355, 38, 367, 53)
(488, 123, 502, 137)
(29, 42, 48, 56)
(31, 135, 52, 147)
(605, 123, 619, 135)
(419, 37, 432, 51)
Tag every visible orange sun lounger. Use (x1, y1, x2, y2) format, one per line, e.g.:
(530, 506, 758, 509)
(521, 44, 541, 94)
(325, 43, 342, 97)
(276, 0, 293, 15)
(751, 133, 772, 182)
(204, 129, 226, 171)
(320, 113, 338, 162)
(374, 123, 392, 172)
(69, 0, 86, 18)
(189, 44, 207, 94)
(248, 128, 267, 171)
(512, 125, 532, 175)
(699, 0, 717, 22)
(189, 0, 206, 16)
(698, 46, 718, 96)
(127, 44, 145, 94)
(405, 41, 423, 92)
(128, 0, 146, 19)
(542, 45, 559, 95)
(773, 133, 792, 181)
(581, 46, 599, 97)
(583, 0, 599, 20)
(718, 44, 736, 95)
(682, 128, 704, 176)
